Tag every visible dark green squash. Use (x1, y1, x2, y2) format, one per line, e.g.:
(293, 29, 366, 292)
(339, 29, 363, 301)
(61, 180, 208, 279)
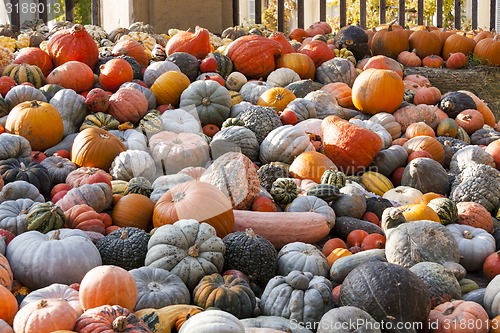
(320, 169, 346, 188)
(340, 258, 431, 332)
(138, 109, 162, 138)
(470, 128, 500, 146)
(365, 197, 393, 220)
(211, 52, 233, 79)
(26, 201, 65, 233)
(223, 228, 277, 288)
(39, 84, 65, 102)
(493, 228, 500, 251)
(0, 158, 51, 196)
(427, 197, 458, 225)
(438, 92, 477, 119)
(257, 162, 290, 192)
(329, 248, 386, 284)
(305, 184, 341, 202)
(0, 96, 9, 117)
(270, 178, 299, 205)
(96, 227, 150, 270)
(80, 112, 120, 131)
(459, 278, 479, 295)
(125, 177, 153, 197)
(401, 157, 450, 195)
(193, 273, 256, 319)
(333, 25, 370, 61)
(284, 79, 322, 98)
(333, 216, 384, 239)
(166, 52, 200, 82)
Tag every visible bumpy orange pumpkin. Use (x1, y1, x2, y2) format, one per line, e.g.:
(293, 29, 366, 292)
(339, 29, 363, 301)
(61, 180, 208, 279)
(352, 68, 405, 115)
(456, 201, 493, 233)
(321, 115, 382, 175)
(71, 127, 126, 171)
(165, 26, 211, 59)
(276, 53, 316, 80)
(428, 300, 489, 333)
(5, 100, 64, 151)
(150, 71, 190, 107)
(153, 180, 234, 237)
(225, 35, 282, 79)
(79, 265, 137, 311)
(46, 24, 98, 68)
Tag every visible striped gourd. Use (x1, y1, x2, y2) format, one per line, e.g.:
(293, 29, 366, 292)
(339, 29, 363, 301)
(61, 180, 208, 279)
(270, 178, 299, 205)
(124, 176, 153, 197)
(427, 197, 458, 225)
(306, 184, 341, 202)
(2, 63, 45, 88)
(320, 169, 346, 188)
(361, 171, 394, 196)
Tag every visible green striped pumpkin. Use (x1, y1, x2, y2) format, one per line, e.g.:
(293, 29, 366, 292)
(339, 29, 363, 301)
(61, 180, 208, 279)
(124, 176, 153, 197)
(80, 112, 120, 131)
(26, 202, 65, 233)
(211, 52, 233, 79)
(3, 63, 45, 89)
(139, 110, 163, 138)
(427, 197, 458, 225)
(306, 184, 341, 202)
(270, 178, 299, 205)
(320, 169, 346, 188)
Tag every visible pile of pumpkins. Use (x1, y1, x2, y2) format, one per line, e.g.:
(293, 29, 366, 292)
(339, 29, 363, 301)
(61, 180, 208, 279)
(0, 18, 500, 333)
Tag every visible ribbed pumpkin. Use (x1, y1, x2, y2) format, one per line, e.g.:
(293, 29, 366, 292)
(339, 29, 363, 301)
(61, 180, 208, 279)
(46, 61, 95, 93)
(2, 63, 45, 88)
(399, 203, 441, 223)
(351, 68, 404, 115)
(224, 35, 282, 79)
(322, 115, 382, 175)
(276, 52, 315, 80)
(321, 82, 354, 108)
(403, 136, 445, 165)
(64, 204, 107, 234)
(107, 87, 149, 124)
(408, 28, 443, 59)
(5, 100, 64, 151)
(473, 35, 500, 66)
(257, 87, 296, 112)
(361, 171, 394, 196)
(427, 197, 458, 225)
(13, 298, 77, 333)
(79, 265, 137, 311)
(71, 127, 126, 171)
(153, 180, 234, 238)
(112, 39, 149, 68)
(26, 201, 66, 233)
(46, 24, 98, 68)
(442, 33, 476, 60)
(75, 304, 150, 332)
(370, 20, 410, 59)
(327, 248, 352, 266)
(456, 201, 493, 233)
(112, 194, 154, 230)
(289, 151, 337, 183)
(150, 70, 190, 107)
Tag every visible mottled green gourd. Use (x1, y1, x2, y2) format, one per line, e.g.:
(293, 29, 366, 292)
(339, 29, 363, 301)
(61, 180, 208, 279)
(26, 202, 65, 233)
(320, 169, 347, 188)
(139, 110, 163, 138)
(222, 117, 245, 129)
(80, 112, 120, 131)
(427, 197, 459, 225)
(270, 178, 299, 205)
(306, 184, 341, 202)
(125, 176, 153, 197)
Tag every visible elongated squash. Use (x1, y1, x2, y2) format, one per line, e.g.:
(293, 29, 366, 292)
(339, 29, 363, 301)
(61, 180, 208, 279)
(232, 210, 330, 249)
(329, 249, 386, 283)
(361, 171, 394, 196)
(135, 304, 203, 333)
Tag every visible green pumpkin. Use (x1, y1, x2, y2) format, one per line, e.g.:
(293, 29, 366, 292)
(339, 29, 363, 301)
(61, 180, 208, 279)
(26, 202, 65, 233)
(211, 52, 233, 79)
(270, 178, 299, 205)
(138, 110, 163, 138)
(39, 84, 65, 101)
(125, 176, 153, 197)
(2, 63, 45, 88)
(320, 169, 346, 188)
(222, 117, 245, 128)
(80, 112, 120, 131)
(306, 184, 341, 203)
(427, 197, 459, 225)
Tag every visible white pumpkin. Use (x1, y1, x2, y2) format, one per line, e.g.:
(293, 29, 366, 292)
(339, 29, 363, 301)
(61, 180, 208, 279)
(110, 150, 157, 182)
(383, 186, 424, 205)
(266, 68, 301, 87)
(143, 60, 181, 87)
(369, 112, 402, 140)
(161, 108, 202, 134)
(179, 309, 245, 333)
(293, 118, 323, 139)
(259, 125, 315, 164)
(109, 129, 148, 151)
(149, 131, 210, 175)
(349, 119, 393, 149)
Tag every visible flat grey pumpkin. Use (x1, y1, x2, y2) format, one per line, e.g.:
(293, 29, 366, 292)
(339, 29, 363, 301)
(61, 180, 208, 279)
(277, 241, 330, 278)
(49, 89, 88, 137)
(0, 133, 32, 161)
(110, 150, 156, 182)
(0, 198, 39, 235)
(210, 126, 259, 162)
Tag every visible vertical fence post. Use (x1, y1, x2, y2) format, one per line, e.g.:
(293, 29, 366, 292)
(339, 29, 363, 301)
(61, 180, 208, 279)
(380, 0, 386, 24)
(340, 0, 347, 28)
(11, 0, 20, 27)
(491, 0, 496, 31)
(232, 0, 239, 26)
(320, 0, 326, 22)
(454, 0, 460, 29)
(297, 0, 304, 28)
(39, 0, 48, 23)
(398, 0, 405, 27)
(65, 0, 74, 22)
(417, 0, 424, 25)
(255, 0, 262, 24)
(360, 0, 367, 28)
(277, 0, 284, 32)
(436, 0, 443, 27)
(471, 0, 477, 30)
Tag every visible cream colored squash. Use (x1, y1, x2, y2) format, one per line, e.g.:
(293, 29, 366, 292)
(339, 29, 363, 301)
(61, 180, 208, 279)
(369, 112, 402, 140)
(179, 309, 245, 333)
(109, 129, 148, 151)
(259, 125, 315, 164)
(383, 186, 424, 205)
(160, 108, 202, 134)
(110, 150, 157, 182)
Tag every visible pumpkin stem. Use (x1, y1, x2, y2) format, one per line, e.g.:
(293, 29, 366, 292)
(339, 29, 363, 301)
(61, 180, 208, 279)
(73, 24, 84, 32)
(99, 133, 110, 139)
(50, 229, 61, 240)
(112, 315, 128, 332)
(463, 230, 473, 239)
(188, 244, 199, 257)
(172, 192, 186, 202)
(201, 97, 211, 106)
(245, 228, 257, 237)
(38, 299, 48, 308)
(443, 306, 455, 316)
(29, 100, 41, 108)
(19, 162, 27, 171)
(120, 229, 129, 240)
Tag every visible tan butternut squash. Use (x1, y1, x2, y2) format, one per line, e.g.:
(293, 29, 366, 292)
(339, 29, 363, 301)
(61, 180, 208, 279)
(232, 210, 330, 249)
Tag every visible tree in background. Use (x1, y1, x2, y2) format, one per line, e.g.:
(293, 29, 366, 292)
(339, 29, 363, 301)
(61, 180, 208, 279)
(54, 0, 92, 24)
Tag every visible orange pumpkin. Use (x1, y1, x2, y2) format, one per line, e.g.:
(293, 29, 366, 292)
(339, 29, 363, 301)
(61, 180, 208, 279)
(79, 265, 137, 311)
(399, 203, 441, 222)
(297, 40, 335, 68)
(403, 136, 445, 165)
(360, 233, 386, 250)
(393, 104, 443, 131)
(165, 26, 211, 59)
(455, 109, 484, 135)
(445, 52, 468, 69)
(64, 204, 107, 234)
(5, 100, 64, 151)
(13, 299, 77, 333)
(112, 39, 149, 68)
(422, 55, 445, 68)
(0, 254, 12, 291)
(397, 49, 422, 67)
(0, 285, 17, 325)
(46, 24, 98, 68)
(98, 58, 134, 92)
(321, 82, 353, 108)
(289, 151, 337, 183)
(46, 61, 95, 93)
(473, 35, 500, 66)
(289, 28, 308, 42)
(269, 31, 295, 54)
(408, 28, 443, 59)
(276, 53, 316, 80)
(327, 248, 352, 267)
(456, 201, 493, 233)
(112, 193, 155, 230)
(431, 28, 455, 44)
(362, 55, 404, 78)
(321, 115, 382, 175)
(458, 90, 496, 127)
(225, 35, 282, 79)
(153, 180, 234, 237)
(405, 122, 436, 139)
(71, 127, 126, 171)
(322, 238, 347, 256)
(428, 300, 489, 333)
(486, 139, 500, 170)
(14, 47, 53, 76)
(413, 86, 442, 105)
(257, 87, 296, 112)
(370, 20, 409, 59)
(150, 70, 190, 107)
(351, 68, 405, 115)
(346, 230, 369, 248)
(420, 192, 445, 205)
(442, 32, 476, 60)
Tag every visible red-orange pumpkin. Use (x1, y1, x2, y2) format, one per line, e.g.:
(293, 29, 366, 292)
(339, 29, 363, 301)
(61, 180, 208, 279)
(445, 52, 468, 69)
(422, 55, 445, 68)
(455, 109, 484, 135)
(483, 251, 500, 281)
(0, 285, 17, 325)
(64, 204, 107, 234)
(165, 26, 211, 60)
(107, 87, 149, 124)
(297, 40, 335, 68)
(289, 28, 308, 42)
(413, 86, 442, 105)
(289, 151, 337, 183)
(112, 39, 149, 68)
(403, 136, 445, 165)
(46, 24, 99, 68)
(362, 55, 404, 78)
(269, 31, 295, 54)
(486, 139, 500, 170)
(153, 180, 235, 237)
(65, 167, 112, 188)
(456, 201, 493, 233)
(85, 88, 111, 113)
(112, 194, 155, 230)
(225, 35, 282, 79)
(458, 90, 496, 127)
(397, 49, 422, 67)
(427, 300, 489, 333)
(321, 82, 354, 108)
(14, 47, 53, 76)
(46, 61, 95, 93)
(98, 58, 134, 92)
(321, 115, 382, 175)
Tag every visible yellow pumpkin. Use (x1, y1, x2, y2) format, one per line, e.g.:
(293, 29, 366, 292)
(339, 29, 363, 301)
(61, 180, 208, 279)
(399, 203, 441, 223)
(361, 171, 394, 196)
(257, 87, 296, 112)
(327, 248, 352, 266)
(150, 70, 190, 107)
(276, 53, 316, 80)
(5, 100, 64, 151)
